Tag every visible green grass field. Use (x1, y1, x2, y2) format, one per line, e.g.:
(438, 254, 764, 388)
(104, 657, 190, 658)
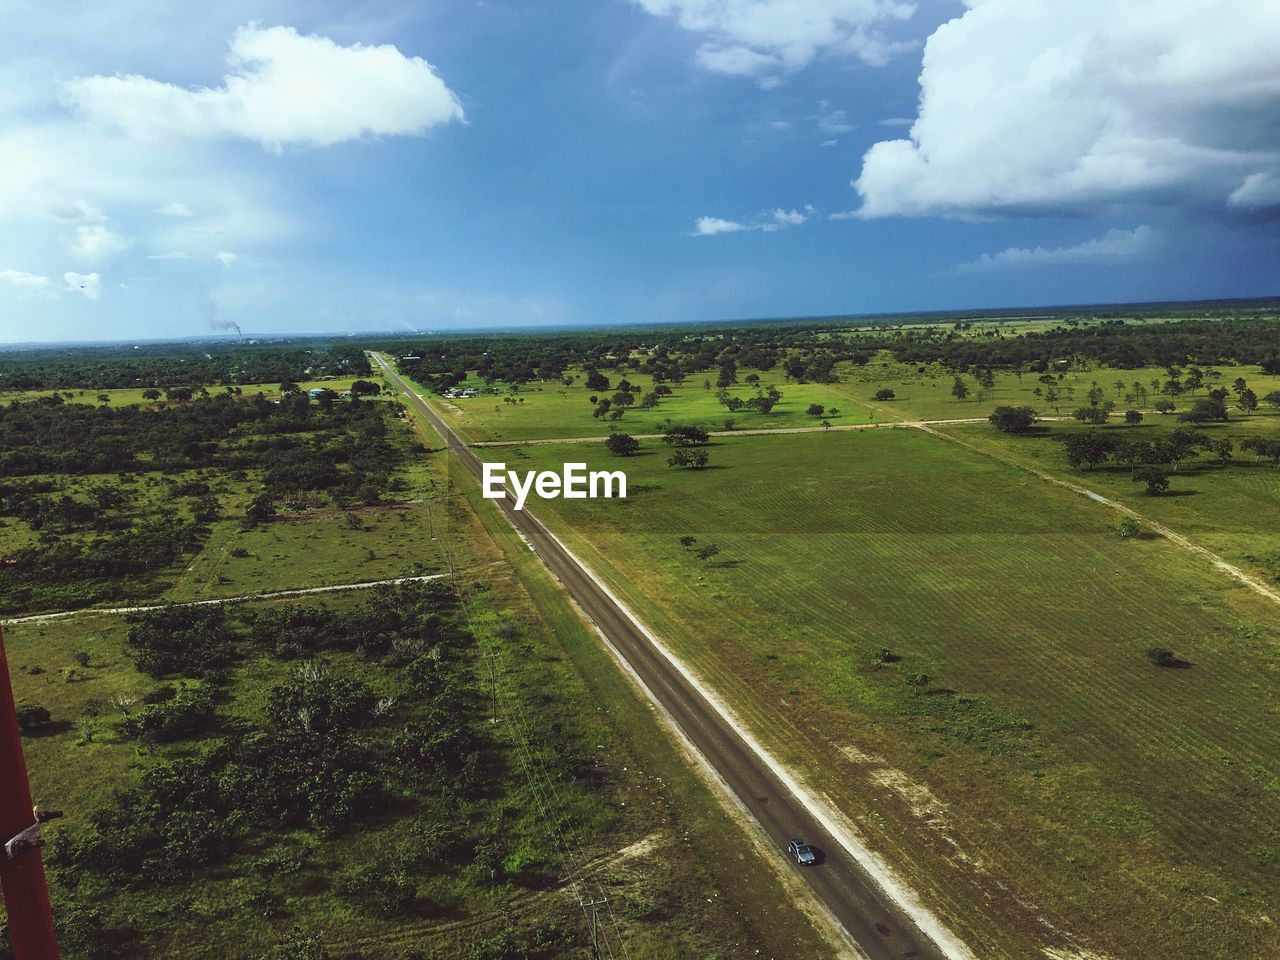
(495, 427, 1280, 959)
(2, 386, 827, 960)
(415, 367, 873, 443)
(932, 414, 1280, 582)
(842, 357, 1280, 424)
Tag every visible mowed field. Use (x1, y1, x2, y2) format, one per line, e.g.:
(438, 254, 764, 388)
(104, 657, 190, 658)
(494, 428, 1280, 959)
(418, 368, 874, 443)
(935, 413, 1280, 585)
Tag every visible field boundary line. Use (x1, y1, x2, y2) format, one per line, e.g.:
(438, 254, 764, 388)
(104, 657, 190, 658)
(2, 573, 450, 625)
(916, 422, 1280, 608)
(466, 416, 1064, 447)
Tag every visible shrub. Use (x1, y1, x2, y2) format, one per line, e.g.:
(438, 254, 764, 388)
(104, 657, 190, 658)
(873, 389, 896, 401)
(15, 704, 52, 732)
(1114, 516, 1141, 539)
(1145, 647, 1177, 667)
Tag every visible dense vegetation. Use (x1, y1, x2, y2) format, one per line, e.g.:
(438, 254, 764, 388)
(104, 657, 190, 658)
(0, 392, 407, 612)
(31, 583, 519, 959)
(0, 342, 370, 391)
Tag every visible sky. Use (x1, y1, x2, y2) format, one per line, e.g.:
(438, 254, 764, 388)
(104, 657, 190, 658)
(0, 0, 1277, 343)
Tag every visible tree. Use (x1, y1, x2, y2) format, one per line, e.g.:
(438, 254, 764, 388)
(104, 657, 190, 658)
(1154, 398, 1176, 415)
(15, 704, 52, 733)
(873, 388, 896, 401)
(142, 388, 162, 401)
(1208, 438, 1233, 467)
(1242, 437, 1280, 466)
(1145, 647, 1177, 667)
(1063, 432, 1114, 470)
(678, 535, 697, 550)
(1238, 387, 1259, 415)
(246, 494, 276, 526)
(1263, 390, 1280, 410)
(604, 433, 639, 457)
(1124, 409, 1144, 426)
(805, 403, 825, 417)
(663, 424, 709, 446)
(951, 377, 969, 402)
(1132, 464, 1169, 495)
(988, 406, 1037, 433)
(1072, 405, 1111, 426)
(350, 379, 381, 397)
(584, 368, 610, 392)
(716, 359, 738, 388)
(695, 543, 720, 562)
(821, 420, 832, 431)
(668, 448, 709, 469)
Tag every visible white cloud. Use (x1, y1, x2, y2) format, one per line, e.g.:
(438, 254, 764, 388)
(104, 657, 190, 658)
(63, 271, 102, 299)
(147, 251, 193, 260)
(956, 225, 1156, 273)
(828, 209, 859, 220)
(821, 139, 839, 148)
(214, 250, 237, 266)
(1228, 172, 1280, 211)
(0, 268, 56, 298)
(63, 24, 465, 150)
(773, 206, 812, 225)
(636, 0, 917, 83)
(157, 201, 193, 217)
(70, 224, 130, 261)
(812, 101, 854, 134)
(855, 0, 1280, 219)
(694, 215, 749, 235)
(693, 205, 815, 235)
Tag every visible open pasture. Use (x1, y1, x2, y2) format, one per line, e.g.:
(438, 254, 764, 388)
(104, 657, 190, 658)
(416, 367, 873, 443)
(499, 427, 1280, 959)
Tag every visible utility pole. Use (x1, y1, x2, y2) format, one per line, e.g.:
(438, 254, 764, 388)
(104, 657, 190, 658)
(0, 625, 61, 960)
(581, 896, 608, 959)
(481, 651, 501, 724)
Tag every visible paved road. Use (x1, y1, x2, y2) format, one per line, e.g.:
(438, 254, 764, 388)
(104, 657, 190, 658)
(375, 356, 953, 960)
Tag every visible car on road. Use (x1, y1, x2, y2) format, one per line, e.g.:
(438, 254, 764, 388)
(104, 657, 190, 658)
(787, 837, 816, 865)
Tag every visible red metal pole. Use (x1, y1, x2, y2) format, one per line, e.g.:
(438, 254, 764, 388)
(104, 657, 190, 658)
(0, 625, 60, 960)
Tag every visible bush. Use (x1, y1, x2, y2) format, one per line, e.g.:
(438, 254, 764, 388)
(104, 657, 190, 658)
(873, 388, 895, 401)
(1145, 647, 1177, 667)
(15, 704, 52, 732)
(1114, 516, 1141, 539)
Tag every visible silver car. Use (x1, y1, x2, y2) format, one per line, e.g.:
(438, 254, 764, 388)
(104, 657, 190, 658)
(787, 837, 816, 865)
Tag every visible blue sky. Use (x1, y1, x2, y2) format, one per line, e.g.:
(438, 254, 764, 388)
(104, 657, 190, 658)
(0, 0, 1277, 342)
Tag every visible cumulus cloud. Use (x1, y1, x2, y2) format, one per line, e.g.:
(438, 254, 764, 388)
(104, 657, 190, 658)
(0, 268, 56, 298)
(693, 215, 749, 235)
(214, 250, 237, 266)
(854, 0, 1280, 219)
(956, 225, 1156, 273)
(63, 24, 465, 150)
(157, 201, 193, 217)
(636, 0, 917, 83)
(63, 271, 102, 299)
(70, 224, 130, 261)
